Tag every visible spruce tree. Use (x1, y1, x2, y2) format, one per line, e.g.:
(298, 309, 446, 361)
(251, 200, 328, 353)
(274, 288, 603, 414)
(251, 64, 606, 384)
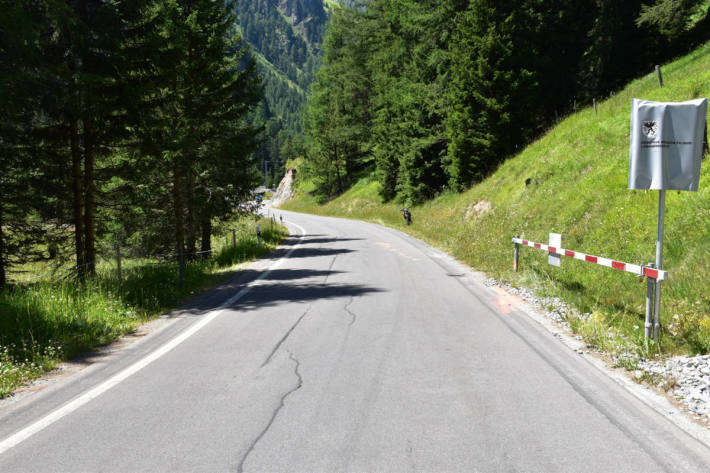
(304, 1, 372, 198)
(0, 1, 69, 286)
(132, 0, 261, 255)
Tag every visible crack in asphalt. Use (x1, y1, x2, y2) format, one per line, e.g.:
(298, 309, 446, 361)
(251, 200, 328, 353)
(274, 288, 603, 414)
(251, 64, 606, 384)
(344, 296, 357, 326)
(237, 240, 339, 471)
(236, 351, 303, 473)
(261, 243, 336, 368)
(406, 439, 418, 472)
(322, 253, 338, 285)
(261, 304, 312, 368)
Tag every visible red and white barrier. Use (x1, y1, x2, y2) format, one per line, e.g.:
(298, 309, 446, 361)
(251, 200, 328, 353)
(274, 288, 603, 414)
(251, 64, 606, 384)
(511, 237, 668, 281)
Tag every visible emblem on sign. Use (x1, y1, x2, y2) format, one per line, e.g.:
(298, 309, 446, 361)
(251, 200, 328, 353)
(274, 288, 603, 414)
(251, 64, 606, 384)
(642, 120, 658, 138)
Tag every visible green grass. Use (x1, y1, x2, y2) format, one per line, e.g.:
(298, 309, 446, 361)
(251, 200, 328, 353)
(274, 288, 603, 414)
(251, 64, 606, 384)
(0, 217, 288, 398)
(282, 40, 710, 357)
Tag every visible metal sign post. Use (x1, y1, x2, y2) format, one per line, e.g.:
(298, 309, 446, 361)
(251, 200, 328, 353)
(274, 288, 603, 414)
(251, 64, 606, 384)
(644, 262, 655, 340)
(653, 190, 665, 339)
(629, 98, 707, 340)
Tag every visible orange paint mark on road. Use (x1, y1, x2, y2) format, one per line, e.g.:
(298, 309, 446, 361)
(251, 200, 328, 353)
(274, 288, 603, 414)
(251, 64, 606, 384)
(373, 241, 421, 261)
(491, 287, 518, 315)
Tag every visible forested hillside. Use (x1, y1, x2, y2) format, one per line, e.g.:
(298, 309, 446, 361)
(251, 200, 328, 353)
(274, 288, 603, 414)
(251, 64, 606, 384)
(234, 0, 330, 187)
(303, 0, 710, 204)
(286, 36, 710, 355)
(0, 0, 262, 286)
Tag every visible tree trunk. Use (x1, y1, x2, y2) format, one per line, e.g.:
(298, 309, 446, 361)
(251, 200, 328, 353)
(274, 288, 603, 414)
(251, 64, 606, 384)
(172, 161, 185, 256)
(71, 118, 85, 275)
(185, 171, 196, 260)
(334, 144, 343, 194)
(83, 116, 96, 275)
(0, 194, 6, 290)
(200, 213, 211, 260)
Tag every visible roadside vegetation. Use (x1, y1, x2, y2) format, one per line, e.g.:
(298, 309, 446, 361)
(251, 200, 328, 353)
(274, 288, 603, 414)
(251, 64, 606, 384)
(0, 217, 287, 398)
(283, 40, 710, 359)
(1, 2, 275, 397)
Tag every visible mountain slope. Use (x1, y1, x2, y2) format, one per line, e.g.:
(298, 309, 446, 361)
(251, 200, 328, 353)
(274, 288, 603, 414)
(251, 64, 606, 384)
(234, 0, 328, 186)
(282, 40, 710, 355)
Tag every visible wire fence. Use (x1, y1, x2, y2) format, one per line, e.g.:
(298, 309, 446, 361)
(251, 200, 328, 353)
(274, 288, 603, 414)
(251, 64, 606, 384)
(7, 215, 282, 289)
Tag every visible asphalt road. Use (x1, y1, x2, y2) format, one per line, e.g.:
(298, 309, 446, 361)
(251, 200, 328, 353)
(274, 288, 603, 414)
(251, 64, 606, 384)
(1, 209, 710, 472)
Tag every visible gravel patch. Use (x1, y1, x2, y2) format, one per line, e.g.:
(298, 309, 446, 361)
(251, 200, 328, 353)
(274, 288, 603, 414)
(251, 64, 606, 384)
(639, 356, 710, 420)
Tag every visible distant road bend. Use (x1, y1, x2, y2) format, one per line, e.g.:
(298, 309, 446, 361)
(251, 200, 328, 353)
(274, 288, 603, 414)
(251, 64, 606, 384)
(1, 209, 710, 472)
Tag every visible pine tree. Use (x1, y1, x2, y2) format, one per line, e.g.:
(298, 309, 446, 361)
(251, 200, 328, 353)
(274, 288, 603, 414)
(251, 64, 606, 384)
(132, 0, 262, 255)
(0, 1, 72, 286)
(445, 1, 545, 190)
(304, 1, 372, 198)
(366, 0, 462, 202)
(637, 0, 710, 38)
(22, 0, 146, 276)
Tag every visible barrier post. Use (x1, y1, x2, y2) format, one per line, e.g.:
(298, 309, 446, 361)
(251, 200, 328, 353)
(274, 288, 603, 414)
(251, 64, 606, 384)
(645, 263, 655, 340)
(513, 236, 520, 272)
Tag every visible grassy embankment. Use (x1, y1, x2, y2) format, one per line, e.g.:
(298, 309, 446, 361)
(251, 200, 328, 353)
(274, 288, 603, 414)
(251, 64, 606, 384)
(283, 41, 710, 359)
(0, 216, 287, 397)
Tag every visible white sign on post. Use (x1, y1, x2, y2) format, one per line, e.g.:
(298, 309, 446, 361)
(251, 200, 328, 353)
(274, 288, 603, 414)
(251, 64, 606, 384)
(548, 233, 561, 267)
(628, 97, 707, 340)
(629, 98, 707, 191)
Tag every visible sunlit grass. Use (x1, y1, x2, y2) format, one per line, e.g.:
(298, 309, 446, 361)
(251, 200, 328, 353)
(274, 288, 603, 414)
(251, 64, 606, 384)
(0, 217, 288, 398)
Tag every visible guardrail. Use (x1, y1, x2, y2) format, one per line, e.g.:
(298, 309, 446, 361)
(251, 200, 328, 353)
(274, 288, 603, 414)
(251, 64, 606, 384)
(512, 235, 668, 340)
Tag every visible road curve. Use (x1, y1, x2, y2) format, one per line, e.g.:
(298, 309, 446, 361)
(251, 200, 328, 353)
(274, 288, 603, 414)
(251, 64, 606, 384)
(1, 209, 710, 472)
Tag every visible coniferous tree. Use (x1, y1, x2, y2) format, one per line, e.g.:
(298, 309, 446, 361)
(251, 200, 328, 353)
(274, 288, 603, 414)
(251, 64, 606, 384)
(637, 0, 710, 39)
(132, 0, 262, 255)
(445, 0, 591, 190)
(304, 1, 372, 197)
(0, 1, 74, 285)
(25, 0, 143, 276)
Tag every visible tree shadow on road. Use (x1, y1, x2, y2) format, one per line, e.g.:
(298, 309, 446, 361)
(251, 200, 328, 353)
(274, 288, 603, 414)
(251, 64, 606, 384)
(276, 235, 364, 247)
(177, 243, 382, 315)
(181, 280, 382, 315)
(232, 268, 347, 281)
(230, 282, 383, 312)
(280, 247, 355, 259)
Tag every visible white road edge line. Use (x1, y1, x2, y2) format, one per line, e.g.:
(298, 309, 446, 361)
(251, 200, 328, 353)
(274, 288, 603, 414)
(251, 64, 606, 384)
(0, 221, 306, 456)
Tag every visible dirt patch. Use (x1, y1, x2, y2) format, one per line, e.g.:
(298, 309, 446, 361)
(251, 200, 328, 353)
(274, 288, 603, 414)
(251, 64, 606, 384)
(465, 200, 492, 220)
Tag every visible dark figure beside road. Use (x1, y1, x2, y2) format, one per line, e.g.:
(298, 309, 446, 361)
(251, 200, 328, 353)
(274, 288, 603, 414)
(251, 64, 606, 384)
(402, 208, 412, 226)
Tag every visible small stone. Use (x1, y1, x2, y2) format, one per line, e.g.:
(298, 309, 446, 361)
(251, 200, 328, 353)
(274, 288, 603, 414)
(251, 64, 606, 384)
(690, 389, 705, 401)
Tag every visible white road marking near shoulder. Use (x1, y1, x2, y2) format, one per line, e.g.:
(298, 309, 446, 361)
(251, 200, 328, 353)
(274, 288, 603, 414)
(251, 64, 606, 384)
(0, 222, 307, 456)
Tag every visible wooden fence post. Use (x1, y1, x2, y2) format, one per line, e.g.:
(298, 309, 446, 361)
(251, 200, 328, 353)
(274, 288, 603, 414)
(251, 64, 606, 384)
(115, 244, 122, 281)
